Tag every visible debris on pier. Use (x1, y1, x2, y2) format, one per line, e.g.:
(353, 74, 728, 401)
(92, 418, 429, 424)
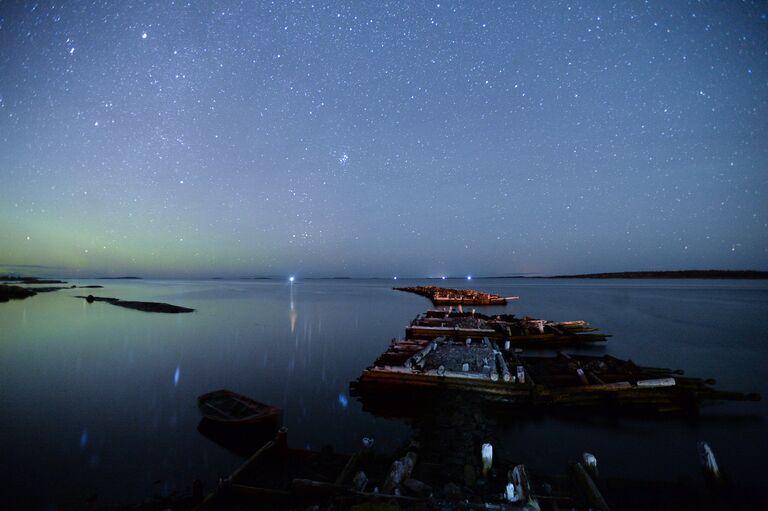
(352, 337, 760, 414)
(194, 426, 608, 511)
(394, 285, 518, 305)
(408, 309, 608, 346)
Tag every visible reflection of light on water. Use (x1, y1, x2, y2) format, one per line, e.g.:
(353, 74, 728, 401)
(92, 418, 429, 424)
(338, 394, 349, 409)
(289, 284, 297, 333)
(80, 429, 88, 449)
(173, 366, 180, 386)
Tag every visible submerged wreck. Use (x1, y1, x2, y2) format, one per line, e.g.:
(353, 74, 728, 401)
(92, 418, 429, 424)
(408, 309, 608, 346)
(352, 337, 760, 414)
(395, 286, 518, 305)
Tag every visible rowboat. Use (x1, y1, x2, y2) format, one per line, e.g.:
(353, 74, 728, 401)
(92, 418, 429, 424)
(197, 389, 282, 425)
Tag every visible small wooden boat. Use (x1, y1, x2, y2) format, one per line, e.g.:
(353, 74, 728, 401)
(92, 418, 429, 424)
(197, 389, 282, 425)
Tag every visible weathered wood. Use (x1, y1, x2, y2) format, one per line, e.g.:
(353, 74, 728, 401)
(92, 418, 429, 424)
(335, 442, 372, 486)
(493, 344, 511, 382)
(229, 483, 291, 498)
(381, 451, 418, 494)
(404, 340, 438, 369)
(570, 462, 610, 511)
(394, 286, 512, 305)
(193, 440, 277, 511)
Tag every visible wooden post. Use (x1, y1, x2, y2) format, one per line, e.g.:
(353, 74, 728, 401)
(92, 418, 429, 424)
(491, 341, 512, 382)
(570, 462, 610, 511)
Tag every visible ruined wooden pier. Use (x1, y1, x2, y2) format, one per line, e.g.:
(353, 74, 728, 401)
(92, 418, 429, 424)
(394, 285, 518, 305)
(407, 309, 608, 346)
(194, 427, 614, 511)
(352, 337, 760, 414)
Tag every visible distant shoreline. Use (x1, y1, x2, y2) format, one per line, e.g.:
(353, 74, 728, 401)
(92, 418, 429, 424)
(3, 270, 767, 281)
(537, 270, 768, 280)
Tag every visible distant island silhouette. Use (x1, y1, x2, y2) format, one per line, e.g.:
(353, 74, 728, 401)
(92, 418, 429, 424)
(543, 270, 768, 279)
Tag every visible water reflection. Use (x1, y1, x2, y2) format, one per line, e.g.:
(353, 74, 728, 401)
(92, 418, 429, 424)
(289, 282, 297, 334)
(1, 278, 766, 509)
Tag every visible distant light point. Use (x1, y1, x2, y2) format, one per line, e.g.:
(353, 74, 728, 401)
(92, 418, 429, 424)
(393, 276, 398, 280)
(467, 275, 472, 280)
(289, 276, 295, 282)
(441, 276, 446, 280)
(142, 32, 148, 39)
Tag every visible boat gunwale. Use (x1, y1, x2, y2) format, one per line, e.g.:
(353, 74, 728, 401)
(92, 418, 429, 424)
(198, 389, 282, 424)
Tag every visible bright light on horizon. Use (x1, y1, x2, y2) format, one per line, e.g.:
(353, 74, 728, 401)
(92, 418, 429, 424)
(467, 275, 472, 280)
(289, 276, 295, 282)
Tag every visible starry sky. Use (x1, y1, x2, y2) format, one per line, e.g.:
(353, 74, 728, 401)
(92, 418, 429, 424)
(0, 1, 766, 278)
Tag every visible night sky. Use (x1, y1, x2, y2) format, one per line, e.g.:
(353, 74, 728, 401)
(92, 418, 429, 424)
(1, 1, 766, 278)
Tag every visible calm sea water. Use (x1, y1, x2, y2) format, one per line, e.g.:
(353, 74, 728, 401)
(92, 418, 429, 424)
(1, 278, 767, 509)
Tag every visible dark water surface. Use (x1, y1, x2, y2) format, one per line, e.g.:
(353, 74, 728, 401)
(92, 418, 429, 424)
(1, 278, 767, 509)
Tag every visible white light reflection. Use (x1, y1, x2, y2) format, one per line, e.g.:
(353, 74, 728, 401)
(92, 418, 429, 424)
(289, 283, 297, 334)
